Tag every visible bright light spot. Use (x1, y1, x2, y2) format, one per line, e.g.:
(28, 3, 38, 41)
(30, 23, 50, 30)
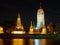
(34, 26, 40, 30)
(34, 39, 42, 45)
(11, 31, 25, 34)
(16, 27, 20, 29)
(29, 27, 34, 34)
(0, 26, 4, 34)
(41, 26, 46, 34)
(36, 14, 44, 29)
(35, 27, 38, 30)
(18, 18, 20, 20)
(0, 27, 3, 30)
(36, 7, 45, 30)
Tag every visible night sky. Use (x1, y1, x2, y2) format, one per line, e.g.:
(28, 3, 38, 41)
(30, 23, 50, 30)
(0, 0, 60, 28)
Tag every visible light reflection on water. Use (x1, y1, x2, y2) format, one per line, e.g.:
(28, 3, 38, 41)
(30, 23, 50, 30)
(12, 39, 25, 45)
(0, 39, 53, 45)
(41, 39, 46, 45)
(29, 39, 34, 45)
(34, 39, 42, 45)
(0, 39, 4, 45)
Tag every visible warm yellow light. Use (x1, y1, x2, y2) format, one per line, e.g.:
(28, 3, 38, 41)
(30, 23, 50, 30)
(29, 21, 34, 34)
(29, 29, 34, 34)
(41, 25, 47, 34)
(41, 39, 46, 45)
(16, 26, 24, 30)
(0, 26, 4, 34)
(11, 31, 25, 34)
(16, 27, 20, 29)
(18, 18, 20, 20)
(12, 39, 24, 45)
(42, 28, 46, 34)
(16, 12, 24, 30)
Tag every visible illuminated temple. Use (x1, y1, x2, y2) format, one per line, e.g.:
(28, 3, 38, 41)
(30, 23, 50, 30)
(11, 12, 25, 34)
(0, 3, 54, 35)
(11, 4, 47, 34)
(15, 12, 24, 30)
(0, 3, 56, 45)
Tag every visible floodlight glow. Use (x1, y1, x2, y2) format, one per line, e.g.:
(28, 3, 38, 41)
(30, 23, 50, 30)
(11, 31, 25, 34)
(0, 26, 4, 34)
(12, 39, 24, 45)
(36, 6, 45, 30)
(36, 14, 44, 29)
(34, 39, 42, 45)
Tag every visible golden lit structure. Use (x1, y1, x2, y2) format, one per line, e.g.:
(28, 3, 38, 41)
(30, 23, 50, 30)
(36, 3, 47, 34)
(11, 13, 25, 45)
(29, 21, 34, 34)
(16, 12, 24, 30)
(12, 39, 25, 45)
(41, 25, 47, 34)
(34, 3, 47, 34)
(0, 26, 4, 34)
(11, 12, 25, 34)
(34, 3, 47, 45)
(28, 21, 34, 45)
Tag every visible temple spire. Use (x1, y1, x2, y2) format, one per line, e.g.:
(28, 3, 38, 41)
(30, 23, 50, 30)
(40, 3, 42, 9)
(16, 12, 24, 30)
(29, 21, 34, 34)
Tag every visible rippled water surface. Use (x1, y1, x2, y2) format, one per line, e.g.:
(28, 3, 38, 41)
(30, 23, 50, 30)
(0, 39, 59, 45)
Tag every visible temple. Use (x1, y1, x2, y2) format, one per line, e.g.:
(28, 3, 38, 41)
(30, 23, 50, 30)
(16, 12, 24, 30)
(11, 12, 25, 34)
(29, 21, 34, 34)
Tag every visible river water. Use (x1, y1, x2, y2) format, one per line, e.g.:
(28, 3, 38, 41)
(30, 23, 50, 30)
(0, 39, 59, 45)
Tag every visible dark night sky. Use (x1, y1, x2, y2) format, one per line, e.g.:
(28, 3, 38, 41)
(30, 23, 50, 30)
(0, 0, 60, 28)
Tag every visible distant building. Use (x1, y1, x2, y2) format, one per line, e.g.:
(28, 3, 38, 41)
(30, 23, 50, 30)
(33, 3, 47, 34)
(29, 21, 34, 34)
(36, 4, 45, 30)
(11, 12, 25, 34)
(33, 3, 47, 45)
(15, 12, 24, 30)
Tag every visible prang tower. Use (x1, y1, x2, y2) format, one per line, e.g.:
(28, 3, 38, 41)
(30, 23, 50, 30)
(29, 21, 34, 34)
(36, 3, 45, 30)
(16, 12, 24, 30)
